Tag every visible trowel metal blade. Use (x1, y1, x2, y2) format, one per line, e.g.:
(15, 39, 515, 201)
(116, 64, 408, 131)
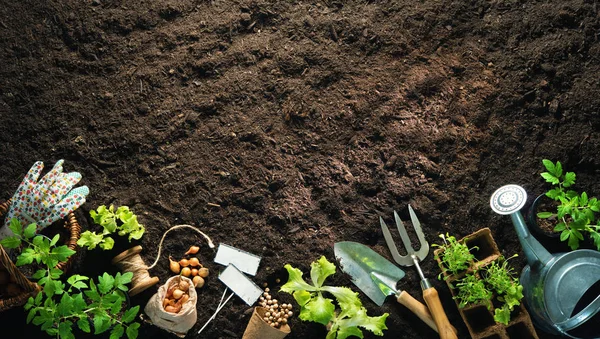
(334, 241, 405, 306)
(218, 264, 263, 306)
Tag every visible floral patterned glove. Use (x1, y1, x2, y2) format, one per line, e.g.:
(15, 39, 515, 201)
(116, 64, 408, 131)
(0, 160, 89, 239)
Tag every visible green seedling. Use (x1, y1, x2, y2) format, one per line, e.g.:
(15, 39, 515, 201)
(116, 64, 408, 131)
(281, 256, 389, 339)
(77, 205, 145, 250)
(483, 255, 524, 325)
(454, 272, 492, 309)
(0, 218, 140, 339)
(433, 233, 477, 279)
(538, 159, 600, 250)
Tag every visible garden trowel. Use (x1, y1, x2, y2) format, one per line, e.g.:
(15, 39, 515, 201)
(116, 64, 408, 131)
(334, 241, 440, 333)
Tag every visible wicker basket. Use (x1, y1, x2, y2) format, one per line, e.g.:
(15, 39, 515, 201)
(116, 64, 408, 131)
(0, 199, 82, 311)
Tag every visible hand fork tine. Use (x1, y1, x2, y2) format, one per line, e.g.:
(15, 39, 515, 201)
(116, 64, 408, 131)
(380, 204, 457, 339)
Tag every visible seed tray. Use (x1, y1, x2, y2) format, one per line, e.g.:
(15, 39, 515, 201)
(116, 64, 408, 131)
(434, 228, 539, 339)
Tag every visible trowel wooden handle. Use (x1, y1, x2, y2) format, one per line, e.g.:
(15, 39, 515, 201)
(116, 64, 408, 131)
(396, 290, 438, 332)
(423, 287, 458, 339)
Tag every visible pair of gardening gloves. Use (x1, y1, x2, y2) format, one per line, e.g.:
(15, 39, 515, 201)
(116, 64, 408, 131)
(0, 160, 89, 240)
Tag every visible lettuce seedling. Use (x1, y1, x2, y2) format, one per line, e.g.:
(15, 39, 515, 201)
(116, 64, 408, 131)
(281, 256, 388, 339)
(77, 205, 145, 250)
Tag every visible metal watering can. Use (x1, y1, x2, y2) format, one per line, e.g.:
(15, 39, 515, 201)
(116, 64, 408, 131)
(490, 185, 600, 338)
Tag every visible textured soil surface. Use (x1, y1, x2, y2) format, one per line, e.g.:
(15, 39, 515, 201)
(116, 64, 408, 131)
(1, 0, 599, 338)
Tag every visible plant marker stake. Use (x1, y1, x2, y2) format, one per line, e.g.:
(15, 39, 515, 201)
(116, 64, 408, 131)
(214, 243, 261, 276)
(198, 265, 263, 334)
(198, 288, 235, 334)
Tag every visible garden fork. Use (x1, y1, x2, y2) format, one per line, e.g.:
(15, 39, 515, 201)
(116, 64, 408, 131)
(380, 205, 457, 339)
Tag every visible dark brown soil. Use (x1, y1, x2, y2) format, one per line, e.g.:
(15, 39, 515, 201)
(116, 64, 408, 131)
(1, 0, 599, 338)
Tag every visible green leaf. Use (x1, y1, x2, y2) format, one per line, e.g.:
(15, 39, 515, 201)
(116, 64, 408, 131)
(110, 324, 125, 339)
(93, 313, 112, 334)
(292, 290, 312, 307)
(24, 223, 37, 239)
(121, 306, 139, 323)
(563, 172, 576, 187)
(50, 234, 60, 247)
(554, 161, 563, 178)
(322, 286, 362, 313)
(541, 172, 560, 185)
(26, 308, 36, 323)
(554, 222, 566, 232)
(280, 264, 318, 294)
(310, 256, 336, 288)
(542, 159, 556, 174)
(51, 245, 76, 263)
(340, 308, 389, 336)
(568, 232, 581, 250)
(300, 294, 335, 325)
(546, 188, 563, 200)
(8, 218, 23, 237)
(100, 237, 115, 250)
(77, 231, 104, 250)
(77, 318, 91, 333)
(537, 212, 553, 219)
(494, 305, 511, 325)
(125, 322, 140, 339)
(57, 293, 75, 317)
(560, 230, 570, 241)
(16, 247, 39, 266)
(98, 272, 116, 294)
(334, 325, 363, 339)
(581, 192, 589, 206)
(0, 236, 21, 249)
(58, 320, 75, 339)
(115, 272, 133, 291)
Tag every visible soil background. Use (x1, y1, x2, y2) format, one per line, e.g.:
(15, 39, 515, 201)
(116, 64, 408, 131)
(1, 0, 599, 338)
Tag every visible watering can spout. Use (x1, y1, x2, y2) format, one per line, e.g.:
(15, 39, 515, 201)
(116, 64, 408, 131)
(490, 185, 553, 267)
(510, 208, 553, 267)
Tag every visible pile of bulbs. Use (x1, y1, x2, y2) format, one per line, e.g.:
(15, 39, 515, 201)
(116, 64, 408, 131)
(163, 277, 191, 314)
(168, 245, 209, 288)
(258, 287, 293, 328)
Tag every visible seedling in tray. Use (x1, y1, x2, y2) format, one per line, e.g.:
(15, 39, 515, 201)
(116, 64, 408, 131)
(433, 233, 477, 278)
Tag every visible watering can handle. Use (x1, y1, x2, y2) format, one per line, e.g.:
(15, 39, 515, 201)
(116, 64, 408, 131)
(510, 212, 553, 267)
(556, 292, 600, 332)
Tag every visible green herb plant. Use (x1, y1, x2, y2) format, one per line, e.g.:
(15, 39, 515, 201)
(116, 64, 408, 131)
(483, 255, 524, 325)
(281, 256, 389, 339)
(77, 205, 146, 250)
(538, 159, 600, 250)
(454, 272, 492, 309)
(453, 254, 523, 325)
(433, 233, 477, 279)
(0, 218, 140, 339)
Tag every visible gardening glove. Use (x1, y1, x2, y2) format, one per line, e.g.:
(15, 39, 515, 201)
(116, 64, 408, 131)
(0, 160, 89, 240)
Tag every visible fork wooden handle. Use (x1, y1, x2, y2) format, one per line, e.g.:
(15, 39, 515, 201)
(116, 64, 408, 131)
(423, 287, 458, 339)
(397, 290, 438, 332)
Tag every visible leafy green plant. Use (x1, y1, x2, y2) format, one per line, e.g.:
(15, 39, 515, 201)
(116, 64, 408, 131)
(433, 233, 477, 279)
(281, 256, 389, 339)
(0, 218, 140, 339)
(483, 255, 524, 325)
(537, 159, 600, 250)
(454, 272, 492, 309)
(77, 205, 145, 250)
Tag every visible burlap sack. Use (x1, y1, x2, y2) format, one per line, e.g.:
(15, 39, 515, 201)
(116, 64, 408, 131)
(242, 306, 291, 339)
(144, 276, 197, 337)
